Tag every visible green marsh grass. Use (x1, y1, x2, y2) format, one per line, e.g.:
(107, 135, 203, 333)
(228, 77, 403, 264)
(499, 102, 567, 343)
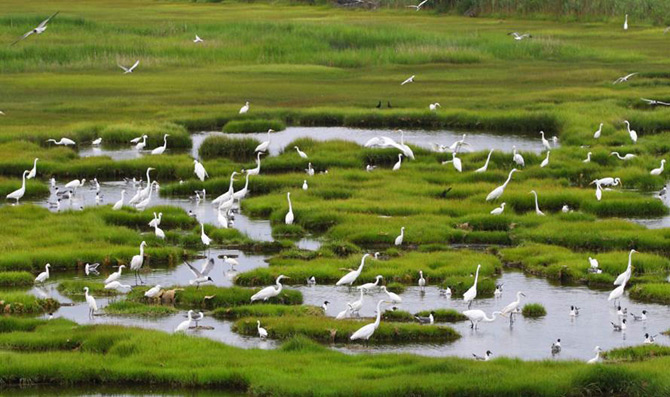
(198, 135, 260, 162)
(0, 292, 59, 314)
(0, 271, 34, 287)
(212, 304, 322, 319)
(222, 119, 285, 134)
(104, 301, 178, 316)
(522, 303, 547, 318)
(383, 309, 467, 323)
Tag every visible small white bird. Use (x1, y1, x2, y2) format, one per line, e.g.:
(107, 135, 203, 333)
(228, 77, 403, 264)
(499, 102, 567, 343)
(135, 135, 148, 150)
(644, 333, 657, 345)
(175, 310, 194, 332)
(6, 170, 30, 203)
(250, 275, 289, 302)
(540, 151, 550, 168)
(148, 212, 162, 228)
(151, 134, 169, 155)
(302, 180, 308, 190)
(587, 346, 602, 364)
(350, 300, 388, 341)
(583, 152, 592, 163)
(254, 131, 273, 153)
(509, 32, 531, 40)
(530, 190, 545, 216)
(474, 149, 494, 173)
(193, 34, 203, 43)
(193, 160, 209, 181)
(418, 270, 426, 290)
(10, 11, 59, 46)
(92, 137, 102, 145)
(84, 287, 98, 317)
(512, 146, 525, 167)
(335, 305, 351, 320)
(104, 281, 132, 294)
(154, 224, 165, 239)
(85, 263, 100, 276)
(486, 169, 519, 201)
(239, 101, 250, 114)
(611, 151, 636, 161)
(562, 204, 570, 213)
(623, 120, 638, 143)
(305, 162, 315, 176)
(631, 310, 647, 321)
(429, 102, 440, 111)
(406, 0, 430, 11)
(551, 339, 562, 355)
(294, 146, 308, 159)
(224, 256, 239, 269)
(336, 254, 370, 286)
(144, 284, 161, 299)
(104, 265, 125, 284)
(490, 203, 505, 215)
(394, 226, 405, 246)
(588, 257, 599, 271)
(380, 286, 402, 303)
(641, 98, 670, 106)
(442, 152, 462, 172)
(463, 264, 481, 308)
(392, 154, 403, 171)
(118, 60, 140, 74)
(651, 160, 665, 176)
(593, 123, 603, 139)
(569, 305, 580, 316)
(401, 75, 415, 85)
(462, 309, 500, 329)
(611, 318, 627, 332)
(613, 72, 637, 84)
(35, 263, 51, 284)
(623, 14, 628, 31)
(357, 275, 383, 293)
(540, 131, 552, 151)
(200, 223, 211, 247)
(257, 320, 268, 339)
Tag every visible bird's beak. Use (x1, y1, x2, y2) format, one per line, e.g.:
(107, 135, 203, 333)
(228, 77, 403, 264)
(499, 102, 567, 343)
(521, 293, 526, 297)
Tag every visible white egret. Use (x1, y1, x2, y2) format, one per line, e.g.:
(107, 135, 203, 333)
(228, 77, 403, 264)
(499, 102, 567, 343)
(193, 160, 208, 181)
(397, 130, 415, 159)
(429, 102, 440, 111)
(104, 265, 125, 284)
(154, 224, 165, 239)
(512, 146, 525, 167)
(185, 259, 215, 288)
(486, 169, 518, 201)
(233, 173, 251, 201)
(224, 256, 239, 269)
(294, 146, 308, 159)
(442, 152, 462, 172)
(175, 310, 194, 332)
(239, 101, 250, 114)
(610, 152, 636, 161)
(135, 135, 148, 150)
(475, 149, 494, 173)
(35, 263, 51, 284)
(583, 152, 592, 163)
(392, 154, 403, 171)
(118, 60, 140, 74)
(47, 138, 76, 146)
(494, 285, 503, 298)
(6, 170, 29, 203)
(623, 120, 637, 143)
(366, 165, 376, 172)
(336, 305, 351, 320)
(244, 152, 263, 176)
(462, 310, 500, 329)
(193, 34, 203, 43)
(112, 190, 125, 210)
(27, 158, 39, 179)
(589, 257, 599, 271)
(92, 137, 102, 145)
(212, 172, 238, 206)
(614, 249, 637, 286)
(595, 183, 602, 201)
(130, 241, 147, 285)
(641, 98, 670, 106)
(200, 223, 211, 248)
(336, 254, 370, 286)
(594, 123, 603, 139)
(135, 182, 157, 211)
(302, 180, 308, 190)
(284, 192, 294, 225)
(305, 162, 315, 176)
(104, 281, 132, 294)
(540, 131, 551, 151)
(257, 320, 268, 339)
(380, 286, 402, 303)
(357, 275, 383, 293)
(349, 289, 365, 314)
(614, 73, 637, 84)
(490, 203, 505, 215)
(651, 160, 665, 176)
(591, 177, 621, 187)
(255, 130, 273, 153)
(623, 14, 628, 30)
(10, 11, 59, 46)
(250, 275, 289, 302)
(418, 270, 426, 290)
(608, 279, 627, 306)
(463, 264, 481, 308)
(395, 227, 405, 246)
(151, 134, 169, 155)
(148, 212, 162, 228)
(84, 287, 98, 317)
(144, 284, 161, 299)
(64, 178, 86, 194)
(540, 151, 550, 168)
(449, 134, 467, 152)
(500, 291, 526, 323)
(587, 346, 602, 364)
(350, 300, 388, 341)
(530, 190, 545, 216)
(401, 75, 415, 85)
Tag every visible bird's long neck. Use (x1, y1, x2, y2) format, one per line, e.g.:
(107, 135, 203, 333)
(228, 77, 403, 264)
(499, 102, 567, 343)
(256, 153, 262, 164)
(627, 252, 634, 269)
(287, 196, 292, 211)
(534, 193, 539, 209)
(374, 301, 383, 326)
(474, 267, 480, 286)
(244, 173, 250, 188)
(228, 175, 235, 190)
(485, 150, 493, 164)
(21, 172, 27, 187)
(45, 266, 49, 276)
(357, 256, 368, 273)
(503, 171, 514, 187)
(146, 170, 152, 185)
(484, 312, 496, 322)
(33, 159, 38, 167)
(163, 135, 168, 146)
(275, 278, 283, 291)
(139, 244, 144, 256)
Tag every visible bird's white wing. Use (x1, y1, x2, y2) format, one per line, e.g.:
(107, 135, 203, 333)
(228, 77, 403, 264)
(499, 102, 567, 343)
(118, 64, 130, 72)
(38, 11, 60, 29)
(200, 258, 215, 276)
(89, 263, 100, 271)
(626, 72, 638, 79)
(10, 30, 34, 46)
(185, 261, 203, 277)
(129, 60, 140, 72)
(418, 0, 429, 7)
(641, 98, 654, 104)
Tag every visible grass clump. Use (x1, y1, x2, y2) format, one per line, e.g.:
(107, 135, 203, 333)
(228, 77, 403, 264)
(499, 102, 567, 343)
(522, 303, 547, 318)
(0, 271, 34, 287)
(223, 119, 285, 134)
(382, 309, 466, 323)
(629, 284, 670, 305)
(98, 122, 191, 149)
(57, 281, 126, 299)
(605, 345, 670, 362)
(105, 301, 178, 317)
(0, 292, 59, 314)
(233, 316, 461, 343)
(199, 135, 261, 162)
(212, 304, 322, 319)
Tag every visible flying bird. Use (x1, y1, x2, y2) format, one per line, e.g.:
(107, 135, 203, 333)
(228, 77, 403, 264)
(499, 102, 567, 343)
(613, 73, 637, 84)
(406, 0, 430, 11)
(508, 32, 532, 40)
(10, 11, 59, 46)
(401, 75, 415, 85)
(193, 34, 203, 43)
(118, 60, 140, 74)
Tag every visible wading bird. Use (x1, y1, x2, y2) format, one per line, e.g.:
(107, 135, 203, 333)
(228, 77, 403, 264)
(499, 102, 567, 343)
(118, 60, 140, 74)
(474, 149, 494, 173)
(294, 146, 308, 159)
(623, 120, 638, 143)
(583, 152, 592, 163)
(406, 0, 430, 11)
(285, 192, 294, 225)
(611, 151, 636, 161)
(650, 160, 665, 175)
(47, 137, 76, 146)
(613, 72, 637, 84)
(336, 254, 370, 286)
(151, 134, 169, 155)
(380, 286, 402, 303)
(490, 202, 505, 215)
(35, 263, 51, 284)
(84, 287, 98, 317)
(395, 227, 405, 246)
(148, 212, 162, 228)
(623, 14, 628, 31)
(442, 152, 462, 172)
(540, 151, 550, 168)
(6, 170, 29, 203)
(104, 265, 125, 284)
(254, 130, 273, 153)
(144, 284, 161, 300)
(500, 291, 526, 324)
(593, 123, 603, 139)
(614, 249, 637, 286)
(551, 339, 562, 355)
(175, 310, 194, 332)
(135, 135, 148, 150)
(540, 131, 551, 151)
(429, 102, 440, 111)
(348, 289, 365, 315)
(305, 162, 315, 176)
(105, 281, 132, 294)
(530, 190, 545, 216)
(85, 263, 99, 276)
(250, 275, 289, 302)
(194, 160, 208, 181)
(27, 158, 38, 179)
(512, 146, 525, 167)
(418, 270, 426, 290)
(587, 346, 602, 364)
(463, 264, 481, 309)
(641, 98, 670, 106)
(415, 311, 435, 325)
(392, 154, 403, 171)
(350, 300, 388, 341)
(10, 11, 59, 46)
(212, 172, 238, 205)
(257, 320, 268, 339)
(239, 101, 250, 114)
(357, 275, 383, 293)
(608, 279, 627, 306)
(130, 241, 147, 285)
(92, 137, 102, 145)
(462, 309, 500, 329)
